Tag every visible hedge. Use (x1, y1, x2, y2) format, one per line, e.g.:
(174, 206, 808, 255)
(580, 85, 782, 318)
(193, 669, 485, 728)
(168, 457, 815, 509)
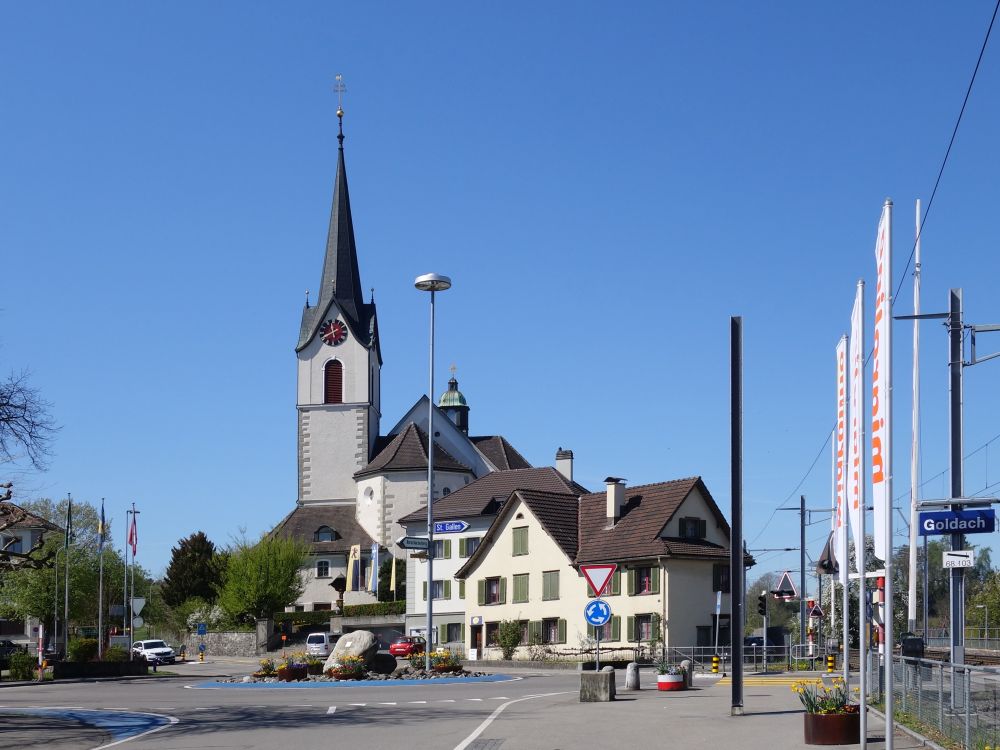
(273, 601, 405, 626)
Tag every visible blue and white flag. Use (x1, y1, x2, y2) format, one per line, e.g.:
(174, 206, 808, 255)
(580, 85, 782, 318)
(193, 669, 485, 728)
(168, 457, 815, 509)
(369, 543, 379, 594)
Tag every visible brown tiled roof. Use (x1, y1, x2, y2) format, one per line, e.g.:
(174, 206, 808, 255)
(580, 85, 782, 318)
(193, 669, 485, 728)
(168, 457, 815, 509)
(575, 477, 732, 564)
(470, 436, 532, 471)
(455, 488, 579, 579)
(0, 502, 60, 532)
(397, 467, 585, 524)
(355, 422, 472, 478)
(270, 503, 375, 554)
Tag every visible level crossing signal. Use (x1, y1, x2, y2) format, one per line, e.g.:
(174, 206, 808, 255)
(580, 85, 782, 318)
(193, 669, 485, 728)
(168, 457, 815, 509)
(757, 592, 767, 616)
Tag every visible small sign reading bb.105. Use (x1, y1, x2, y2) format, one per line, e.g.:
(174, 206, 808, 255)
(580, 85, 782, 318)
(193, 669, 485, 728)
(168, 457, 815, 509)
(942, 550, 975, 569)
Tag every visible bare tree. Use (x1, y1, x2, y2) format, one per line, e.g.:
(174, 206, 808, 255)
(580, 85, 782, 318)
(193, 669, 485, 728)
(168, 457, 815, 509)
(0, 370, 58, 471)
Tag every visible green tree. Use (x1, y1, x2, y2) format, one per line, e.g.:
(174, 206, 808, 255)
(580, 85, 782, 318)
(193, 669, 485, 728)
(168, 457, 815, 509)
(20, 497, 107, 550)
(216, 534, 308, 624)
(161, 531, 220, 607)
(377, 557, 406, 602)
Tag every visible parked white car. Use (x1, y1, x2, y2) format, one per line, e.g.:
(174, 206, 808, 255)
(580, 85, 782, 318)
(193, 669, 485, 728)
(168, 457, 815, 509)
(131, 640, 176, 664)
(305, 632, 336, 657)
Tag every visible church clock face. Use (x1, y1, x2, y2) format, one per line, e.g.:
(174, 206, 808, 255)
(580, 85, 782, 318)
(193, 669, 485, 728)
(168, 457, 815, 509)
(320, 319, 348, 346)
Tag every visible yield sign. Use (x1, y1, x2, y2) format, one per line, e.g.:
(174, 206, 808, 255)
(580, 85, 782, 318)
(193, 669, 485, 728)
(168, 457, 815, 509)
(131, 597, 146, 615)
(808, 603, 825, 619)
(580, 564, 617, 597)
(771, 570, 797, 600)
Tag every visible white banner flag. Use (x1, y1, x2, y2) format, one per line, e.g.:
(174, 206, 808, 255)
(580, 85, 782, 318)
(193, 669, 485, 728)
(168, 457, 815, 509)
(847, 283, 864, 550)
(835, 336, 848, 584)
(871, 203, 892, 562)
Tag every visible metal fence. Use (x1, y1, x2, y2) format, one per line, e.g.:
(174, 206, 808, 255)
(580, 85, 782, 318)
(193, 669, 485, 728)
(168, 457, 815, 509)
(887, 655, 1000, 749)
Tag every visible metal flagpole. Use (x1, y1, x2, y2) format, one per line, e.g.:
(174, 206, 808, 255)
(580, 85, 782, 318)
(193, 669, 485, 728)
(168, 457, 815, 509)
(882, 200, 895, 750)
(64, 494, 71, 657)
(97, 499, 105, 658)
(908, 199, 921, 633)
(123, 507, 129, 651)
(856, 279, 868, 748)
(129, 502, 138, 645)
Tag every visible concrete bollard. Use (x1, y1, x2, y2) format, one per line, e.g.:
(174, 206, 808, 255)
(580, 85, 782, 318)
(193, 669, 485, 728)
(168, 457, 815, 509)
(680, 659, 693, 688)
(581, 669, 616, 701)
(625, 662, 640, 691)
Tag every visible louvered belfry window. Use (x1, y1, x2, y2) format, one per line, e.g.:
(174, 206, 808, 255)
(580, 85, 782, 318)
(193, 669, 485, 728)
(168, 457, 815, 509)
(324, 360, 343, 404)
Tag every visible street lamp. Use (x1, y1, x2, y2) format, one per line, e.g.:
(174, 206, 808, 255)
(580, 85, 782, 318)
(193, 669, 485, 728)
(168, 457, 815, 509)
(414, 272, 451, 671)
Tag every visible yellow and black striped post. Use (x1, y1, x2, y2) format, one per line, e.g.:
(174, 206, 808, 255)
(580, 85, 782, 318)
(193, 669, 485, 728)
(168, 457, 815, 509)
(826, 654, 835, 673)
(712, 655, 720, 674)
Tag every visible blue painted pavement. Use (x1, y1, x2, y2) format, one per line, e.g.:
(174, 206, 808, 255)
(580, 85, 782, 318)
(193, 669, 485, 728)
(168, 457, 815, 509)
(0, 707, 174, 741)
(194, 674, 514, 688)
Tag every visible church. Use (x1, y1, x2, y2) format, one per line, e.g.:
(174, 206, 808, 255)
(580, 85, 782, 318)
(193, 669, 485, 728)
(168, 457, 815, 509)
(271, 110, 535, 612)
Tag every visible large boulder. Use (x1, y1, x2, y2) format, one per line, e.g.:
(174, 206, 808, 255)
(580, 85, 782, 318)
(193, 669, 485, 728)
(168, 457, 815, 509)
(323, 630, 379, 671)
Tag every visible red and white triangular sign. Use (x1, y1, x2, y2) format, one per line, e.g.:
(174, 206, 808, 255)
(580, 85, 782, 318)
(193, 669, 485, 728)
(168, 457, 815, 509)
(580, 564, 617, 597)
(772, 570, 798, 600)
(808, 603, 825, 619)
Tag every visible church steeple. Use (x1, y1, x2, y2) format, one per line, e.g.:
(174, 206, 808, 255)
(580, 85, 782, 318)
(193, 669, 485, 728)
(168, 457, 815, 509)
(297, 91, 375, 355)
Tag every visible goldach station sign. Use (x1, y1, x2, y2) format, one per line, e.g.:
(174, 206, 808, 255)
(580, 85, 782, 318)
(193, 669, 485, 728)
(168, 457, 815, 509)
(918, 509, 996, 536)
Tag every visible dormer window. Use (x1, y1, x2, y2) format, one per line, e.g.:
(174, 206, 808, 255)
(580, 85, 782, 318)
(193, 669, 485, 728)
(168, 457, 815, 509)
(314, 526, 337, 542)
(679, 517, 707, 539)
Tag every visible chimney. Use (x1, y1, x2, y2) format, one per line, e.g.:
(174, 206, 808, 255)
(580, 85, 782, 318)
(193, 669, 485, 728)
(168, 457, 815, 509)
(605, 477, 625, 525)
(555, 447, 574, 481)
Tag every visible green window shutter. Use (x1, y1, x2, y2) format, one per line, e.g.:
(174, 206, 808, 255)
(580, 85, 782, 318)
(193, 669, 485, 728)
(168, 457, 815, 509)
(443, 540, 452, 559)
(611, 616, 621, 641)
(477, 579, 486, 605)
(541, 573, 549, 600)
(422, 581, 427, 600)
(439, 624, 448, 644)
(553, 571, 559, 600)
(558, 619, 567, 644)
(529, 621, 542, 643)
(626, 615, 635, 642)
(611, 569, 621, 596)
(444, 580, 452, 599)
(499, 576, 507, 604)
(650, 567, 660, 594)
(512, 529, 519, 555)
(587, 624, 595, 638)
(459, 538, 467, 558)
(459, 580, 466, 599)
(587, 578, 596, 598)
(461, 623, 466, 642)
(627, 569, 636, 596)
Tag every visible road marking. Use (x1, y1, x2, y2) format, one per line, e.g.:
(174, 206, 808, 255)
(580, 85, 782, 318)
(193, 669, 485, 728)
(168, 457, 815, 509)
(194, 707, 213, 711)
(454, 692, 573, 750)
(91, 712, 180, 750)
(439, 699, 456, 703)
(349, 703, 367, 706)
(326, 706, 336, 715)
(466, 698, 483, 702)
(409, 700, 427, 704)
(378, 702, 397, 706)
(292, 704, 314, 707)
(490, 696, 508, 700)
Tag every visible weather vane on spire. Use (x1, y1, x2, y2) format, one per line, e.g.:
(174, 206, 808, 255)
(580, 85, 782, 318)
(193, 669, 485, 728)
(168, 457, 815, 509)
(334, 74, 346, 144)
(449, 363, 457, 378)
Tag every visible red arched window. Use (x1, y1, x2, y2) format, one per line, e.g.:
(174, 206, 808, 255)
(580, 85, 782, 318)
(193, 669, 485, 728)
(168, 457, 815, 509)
(324, 360, 343, 404)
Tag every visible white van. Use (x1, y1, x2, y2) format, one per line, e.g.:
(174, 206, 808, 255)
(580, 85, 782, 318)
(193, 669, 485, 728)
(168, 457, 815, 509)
(305, 632, 336, 657)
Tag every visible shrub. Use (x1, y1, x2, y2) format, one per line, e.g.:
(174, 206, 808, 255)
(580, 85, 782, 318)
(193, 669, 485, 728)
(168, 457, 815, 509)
(258, 658, 276, 675)
(496, 620, 523, 661)
(9, 650, 37, 680)
(341, 601, 405, 617)
(67, 638, 99, 663)
(103, 645, 128, 663)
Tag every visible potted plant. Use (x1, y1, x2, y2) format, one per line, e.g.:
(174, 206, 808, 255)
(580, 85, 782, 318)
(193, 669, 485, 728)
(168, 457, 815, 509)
(655, 657, 685, 691)
(791, 678, 860, 745)
(305, 654, 325, 676)
(325, 654, 366, 680)
(277, 652, 308, 682)
(254, 658, 276, 679)
(429, 650, 463, 674)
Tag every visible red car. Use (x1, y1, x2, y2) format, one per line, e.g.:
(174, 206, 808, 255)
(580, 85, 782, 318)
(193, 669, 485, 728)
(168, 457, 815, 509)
(389, 636, 426, 657)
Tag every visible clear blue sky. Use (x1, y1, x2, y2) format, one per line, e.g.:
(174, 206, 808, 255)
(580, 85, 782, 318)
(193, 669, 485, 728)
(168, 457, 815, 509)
(3, 2, 1000, 587)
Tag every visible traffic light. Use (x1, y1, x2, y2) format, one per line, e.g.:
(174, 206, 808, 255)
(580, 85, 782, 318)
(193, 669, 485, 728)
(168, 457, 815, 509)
(757, 592, 768, 616)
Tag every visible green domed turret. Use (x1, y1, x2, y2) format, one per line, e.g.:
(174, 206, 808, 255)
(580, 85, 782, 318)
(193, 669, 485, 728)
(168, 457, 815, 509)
(439, 372, 470, 434)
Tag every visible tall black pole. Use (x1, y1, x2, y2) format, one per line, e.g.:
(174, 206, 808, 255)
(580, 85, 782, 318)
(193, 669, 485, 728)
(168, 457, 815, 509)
(800, 495, 807, 649)
(948, 289, 965, 667)
(730, 316, 744, 715)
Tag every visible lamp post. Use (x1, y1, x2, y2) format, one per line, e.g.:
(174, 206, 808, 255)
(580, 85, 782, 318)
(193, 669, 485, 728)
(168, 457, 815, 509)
(414, 272, 451, 671)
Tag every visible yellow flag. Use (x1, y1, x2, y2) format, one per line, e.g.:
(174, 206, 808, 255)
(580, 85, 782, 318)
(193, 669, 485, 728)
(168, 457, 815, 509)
(389, 556, 397, 593)
(346, 544, 361, 590)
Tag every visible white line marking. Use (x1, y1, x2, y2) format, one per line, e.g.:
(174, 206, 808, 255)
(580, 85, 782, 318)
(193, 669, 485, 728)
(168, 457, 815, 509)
(490, 696, 508, 700)
(326, 706, 336, 715)
(349, 703, 366, 706)
(409, 700, 427, 704)
(466, 698, 483, 701)
(439, 699, 456, 703)
(292, 704, 314, 707)
(453, 692, 573, 750)
(194, 707, 213, 711)
(92, 713, 180, 749)
(379, 702, 397, 705)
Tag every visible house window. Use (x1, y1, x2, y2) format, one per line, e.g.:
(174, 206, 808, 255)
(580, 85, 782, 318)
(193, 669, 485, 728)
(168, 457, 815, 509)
(313, 602, 332, 611)
(431, 539, 451, 559)
(591, 616, 620, 642)
(679, 517, 707, 539)
(1, 535, 21, 554)
(314, 526, 336, 542)
(446, 623, 463, 643)
(512, 573, 529, 603)
(422, 579, 452, 600)
(512, 526, 528, 556)
(713, 563, 730, 593)
(628, 566, 659, 595)
(484, 576, 503, 604)
(316, 560, 330, 578)
(442, 487, 451, 496)
(635, 614, 653, 641)
(459, 537, 480, 558)
(519, 620, 529, 645)
(542, 618, 565, 644)
(324, 360, 343, 404)
(485, 622, 499, 646)
(542, 570, 560, 601)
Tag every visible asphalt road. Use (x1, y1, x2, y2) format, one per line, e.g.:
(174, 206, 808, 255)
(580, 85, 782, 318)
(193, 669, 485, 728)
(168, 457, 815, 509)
(0, 661, 904, 750)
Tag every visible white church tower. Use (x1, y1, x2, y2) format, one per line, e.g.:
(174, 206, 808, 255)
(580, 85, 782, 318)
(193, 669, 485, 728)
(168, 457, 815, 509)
(295, 107, 381, 506)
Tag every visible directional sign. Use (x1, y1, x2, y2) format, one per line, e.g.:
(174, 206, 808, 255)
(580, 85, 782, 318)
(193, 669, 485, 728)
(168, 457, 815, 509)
(396, 536, 430, 550)
(943, 550, 975, 569)
(197, 622, 208, 636)
(580, 564, 617, 598)
(131, 597, 146, 615)
(584, 599, 612, 627)
(434, 520, 469, 534)
(772, 571, 798, 600)
(919, 509, 996, 536)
